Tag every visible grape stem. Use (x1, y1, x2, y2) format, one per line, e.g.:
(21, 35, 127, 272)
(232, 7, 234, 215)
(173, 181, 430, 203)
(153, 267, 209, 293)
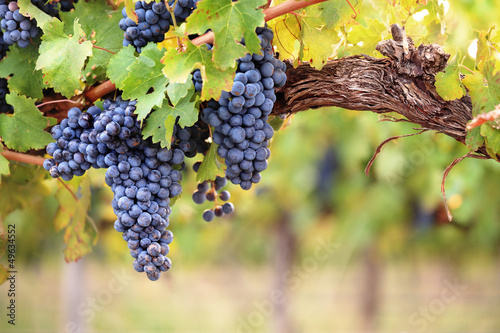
(57, 178, 79, 202)
(1, 150, 45, 166)
(166, 0, 182, 49)
(92, 45, 116, 54)
(85, 0, 328, 103)
(36, 99, 82, 108)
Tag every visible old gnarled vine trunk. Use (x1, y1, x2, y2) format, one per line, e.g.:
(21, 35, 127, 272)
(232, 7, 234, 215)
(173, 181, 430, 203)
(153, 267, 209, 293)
(273, 24, 477, 153)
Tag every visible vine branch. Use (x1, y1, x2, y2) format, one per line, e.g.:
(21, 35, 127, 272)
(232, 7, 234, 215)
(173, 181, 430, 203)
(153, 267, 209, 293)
(273, 24, 475, 150)
(85, 0, 329, 102)
(1, 150, 45, 166)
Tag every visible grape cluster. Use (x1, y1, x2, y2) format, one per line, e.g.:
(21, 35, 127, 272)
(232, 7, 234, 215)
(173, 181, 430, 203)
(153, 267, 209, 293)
(120, 0, 172, 53)
(172, 122, 210, 158)
(0, 0, 40, 48)
(168, 0, 199, 23)
(31, 0, 58, 17)
(200, 27, 287, 190)
(0, 77, 11, 113)
(43, 97, 183, 281)
(59, 0, 77, 12)
(192, 162, 234, 222)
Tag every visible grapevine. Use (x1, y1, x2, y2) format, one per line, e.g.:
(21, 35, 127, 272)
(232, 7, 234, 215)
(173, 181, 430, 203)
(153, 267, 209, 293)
(0, 0, 498, 286)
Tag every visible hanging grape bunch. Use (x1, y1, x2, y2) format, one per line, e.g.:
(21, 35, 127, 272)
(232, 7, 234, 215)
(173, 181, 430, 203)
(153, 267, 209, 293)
(200, 27, 287, 190)
(43, 98, 184, 281)
(0, 0, 40, 48)
(120, 0, 172, 53)
(0, 0, 69, 48)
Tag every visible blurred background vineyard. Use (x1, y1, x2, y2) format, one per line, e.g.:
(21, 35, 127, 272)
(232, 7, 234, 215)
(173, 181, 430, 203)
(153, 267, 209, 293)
(1, 0, 500, 332)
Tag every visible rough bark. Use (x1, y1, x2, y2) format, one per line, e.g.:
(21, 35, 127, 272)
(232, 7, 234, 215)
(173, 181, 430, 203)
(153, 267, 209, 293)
(273, 24, 480, 153)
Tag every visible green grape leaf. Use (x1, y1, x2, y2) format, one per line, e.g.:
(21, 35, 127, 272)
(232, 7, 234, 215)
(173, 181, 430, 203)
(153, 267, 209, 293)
(196, 142, 223, 182)
(269, 115, 285, 131)
(435, 54, 466, 101)
(0, 93, 56, 152)
(162, 42, 235, 100)
(60, 0, 124, 85)
(141, 105, 174, 148)
(0, 44, 44, 100)
(462, 60, 500, 153)
(167, 80, 192, 106)
(120, 44, 168, 120)
(0, 264, 7, 285)
(36, 19, 93, 98)
(186, 0, 266, 70)
(142, 86, 199, 148)
(462, 63, 500, 117)
(465, 126, 484, 152)
(107, 45, 138, 87)
(319, 0, 360, 28)
(18, 0, 54, 31)
(54, 175, 96, 262)
(480, 123, 500, 159)
(135, 89, 168, 122)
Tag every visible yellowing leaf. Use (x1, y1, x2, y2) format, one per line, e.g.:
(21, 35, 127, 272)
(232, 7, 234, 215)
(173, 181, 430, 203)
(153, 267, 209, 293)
(271, 5, 340, 69)
(348, 17, 387, 57)
(319, 0, 360, 28)
(54, 175, 96, 262)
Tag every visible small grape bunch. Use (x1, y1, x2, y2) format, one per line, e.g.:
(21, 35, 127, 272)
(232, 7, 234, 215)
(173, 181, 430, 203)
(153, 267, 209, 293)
(0, 0, 40, 48)
(119, 0, 172, 53)
(168, 0, 199, 23)
(191, 162, 234, 222)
